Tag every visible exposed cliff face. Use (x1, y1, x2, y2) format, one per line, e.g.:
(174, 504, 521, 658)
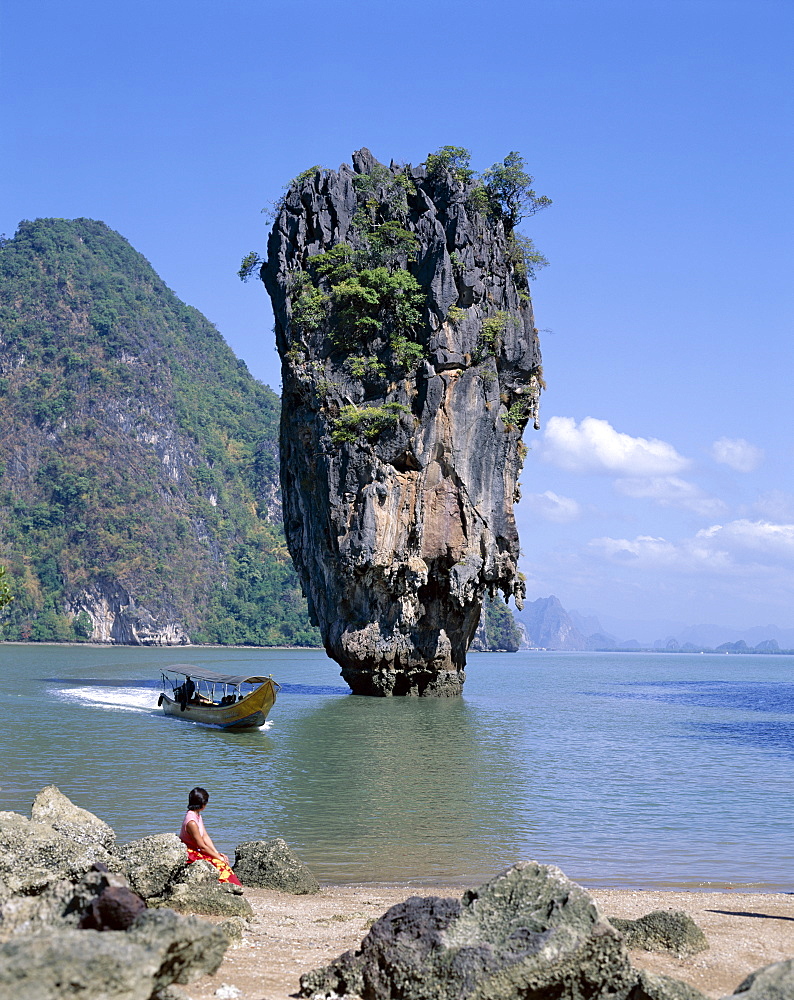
(65, 580, 190, 645)
(263, 149, 542, 695)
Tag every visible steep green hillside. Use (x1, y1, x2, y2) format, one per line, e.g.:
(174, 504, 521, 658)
(0, 218, 319, 645)
(471, 595, 524, 652)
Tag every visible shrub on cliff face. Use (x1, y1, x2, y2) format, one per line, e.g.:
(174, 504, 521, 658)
(426, 145, 551, 272)
(331, 403, 411, 444)
(482, 151, 552, 229)
(330, 267, 423, 348)
(425, 145, 477, 183)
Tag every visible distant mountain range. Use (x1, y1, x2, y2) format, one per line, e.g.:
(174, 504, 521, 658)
(514, 597, 616, 651)
(515, 596, 794, 652)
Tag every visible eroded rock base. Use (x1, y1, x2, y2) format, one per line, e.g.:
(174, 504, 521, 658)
(341, 664, 465, 697)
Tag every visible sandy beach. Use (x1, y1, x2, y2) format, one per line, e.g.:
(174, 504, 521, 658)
(184, 883, 793, 1000)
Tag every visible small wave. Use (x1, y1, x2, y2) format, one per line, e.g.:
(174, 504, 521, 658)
(51, 685, 158, 714)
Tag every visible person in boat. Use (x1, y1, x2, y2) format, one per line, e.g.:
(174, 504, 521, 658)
(179, 786, 241, 885)
(174, 676, 196, 711)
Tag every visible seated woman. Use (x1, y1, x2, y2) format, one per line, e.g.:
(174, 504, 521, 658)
(179, 786, 242, 885)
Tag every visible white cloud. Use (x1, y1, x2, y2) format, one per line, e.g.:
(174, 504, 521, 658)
(541, 416, 689, 476)
(711, 437, 764, 472)
(614, 476, 726, 516)
(590, 519, 794, 574)
(589, 533, 731, 572)
(700, 519, 794, 563)
(753, 490, 794, 521)
(524, 490, 582, 523)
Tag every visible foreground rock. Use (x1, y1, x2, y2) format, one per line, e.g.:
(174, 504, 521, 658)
(233, 838, 319, 894)
(723, 957, 794, 998)
(149, 859, 253, 917)
(264, 149, 542, 695)
(30, 784, 116, 851)
(299, 861, 706, 1000)
(0, 909, 228, 1000)
(113, 832, 190, 899)
(0, 809, 112, 895)
(611, 910, 709, 957)
(0, 864, 144, 935)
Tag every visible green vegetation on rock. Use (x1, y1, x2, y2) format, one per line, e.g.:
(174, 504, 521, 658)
(330, 403, 411, 444)
(475, 595, 524, 652)
(0, 218, 320, 646)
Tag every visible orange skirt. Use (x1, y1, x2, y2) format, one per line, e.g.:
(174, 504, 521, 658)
(186, 847, 242, 885)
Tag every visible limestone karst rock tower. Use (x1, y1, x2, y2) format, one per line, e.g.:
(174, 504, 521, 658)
(263, 149, 543, 695)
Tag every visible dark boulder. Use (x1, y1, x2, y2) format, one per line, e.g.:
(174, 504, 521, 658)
(300, 861, 710, 1000)
(79, 883, 147, 930)
(300, 861, 638, 999)
(233, 838, 319, 894)
(725, 958, 794, 998)
(611, 910, 708, 956)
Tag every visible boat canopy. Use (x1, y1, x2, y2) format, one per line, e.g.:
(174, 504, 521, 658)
(162, 664, 272, 687)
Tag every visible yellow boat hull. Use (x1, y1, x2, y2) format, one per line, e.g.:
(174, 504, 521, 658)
(161, 678, 278, 730)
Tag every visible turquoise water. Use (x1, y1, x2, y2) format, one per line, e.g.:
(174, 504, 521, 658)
(1, 644, 792, 889)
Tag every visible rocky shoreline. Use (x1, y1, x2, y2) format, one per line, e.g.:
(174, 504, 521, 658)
(1, 788, 791, 999)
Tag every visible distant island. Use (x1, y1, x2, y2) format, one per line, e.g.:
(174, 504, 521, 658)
(514, 596, 794, 654)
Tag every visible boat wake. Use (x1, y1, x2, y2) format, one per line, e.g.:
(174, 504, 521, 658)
(51, 684, 158, 714)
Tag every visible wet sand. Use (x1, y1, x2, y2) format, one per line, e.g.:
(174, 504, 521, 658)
(185, 883, 793, 1000)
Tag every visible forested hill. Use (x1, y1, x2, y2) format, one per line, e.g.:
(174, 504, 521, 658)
(0, 218, 320, 645)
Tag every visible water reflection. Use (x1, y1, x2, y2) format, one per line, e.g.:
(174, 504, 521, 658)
(265, 695, 528, 883)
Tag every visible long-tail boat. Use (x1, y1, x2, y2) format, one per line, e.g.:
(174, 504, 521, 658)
(158, 665, 280, 730)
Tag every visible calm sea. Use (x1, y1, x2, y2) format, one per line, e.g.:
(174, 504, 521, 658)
(1, 644, 791, 890)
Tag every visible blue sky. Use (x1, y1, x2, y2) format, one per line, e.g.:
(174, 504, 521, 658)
(3, 0, 792, 629)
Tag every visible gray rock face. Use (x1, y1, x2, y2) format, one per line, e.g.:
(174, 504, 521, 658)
(127, 909, 229, 989)
(0, 878, 80, 935)
(0, 865, 140, 935)
(233, 838, 320, 894)
(300, 861, 639, 999)
(263, 149, 542, 696)
(634, 970, 710, 1000)
(114, 833, 189, 899)
(0, 929, 159, 1000)
(149, 860, 253, 917)
(30, 784, 116, 850)
(0, 910, 228, 1000)
(611, 910, 709, 957)
(726, 958, 794, 999)
(0, 810, 111, 895)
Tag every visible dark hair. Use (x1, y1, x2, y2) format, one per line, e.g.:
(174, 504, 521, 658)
(188, 787, 209, 811)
